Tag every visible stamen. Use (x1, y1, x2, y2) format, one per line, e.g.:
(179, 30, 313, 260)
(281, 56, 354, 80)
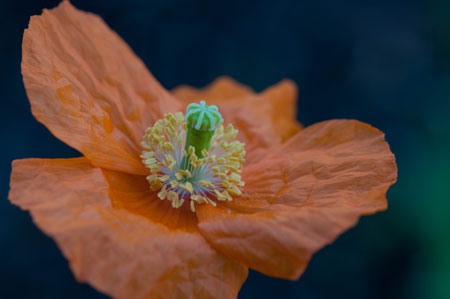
(140, 102, 246, 212)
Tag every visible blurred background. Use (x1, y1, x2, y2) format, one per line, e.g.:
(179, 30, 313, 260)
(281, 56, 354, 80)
(0, 0, 449, 298)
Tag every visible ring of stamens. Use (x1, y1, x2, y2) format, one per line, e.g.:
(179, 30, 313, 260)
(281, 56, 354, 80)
(141, 112, 245, 212)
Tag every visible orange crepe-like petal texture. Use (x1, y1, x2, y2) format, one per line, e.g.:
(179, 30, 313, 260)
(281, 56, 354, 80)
(102, 169, 199, 231)
(172, 77, 302, 152)
(22, 1, 181, 175)
(196, 120, 397, 279)
(9, 158, 248, 298)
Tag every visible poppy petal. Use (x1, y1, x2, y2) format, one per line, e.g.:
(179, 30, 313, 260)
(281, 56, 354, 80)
(22, 1, 181, 175)
(173, 76, 254, 100)
(196, 120, 397, 279)
(102, 169, 199, 231)
(172, 77, 302, 152)
(9, 158, 248, 298)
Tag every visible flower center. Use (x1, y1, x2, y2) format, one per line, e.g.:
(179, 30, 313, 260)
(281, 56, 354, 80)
(140, 101, 246, 212)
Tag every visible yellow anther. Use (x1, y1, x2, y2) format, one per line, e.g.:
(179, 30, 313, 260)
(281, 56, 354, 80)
(160, 175, 170, 182)
(163, 142, 174, 151)
(158, 185, 167, 200)
(149, 165, 161, 173)
(168, 191, 178, 202)
(201, 149, 209, 157)
(229, 157, 240, 163)
(190, 154, 198, 165)
(214, 190, 227, 201)
(217, 158, 226, 165)
(191, 194, 206, 204)
(228, 173, 242, 184)
(205, 197, 217, 206)
(199, 180, 215, 189)
(228, 185, 242, 196)
(179, 169, 192, 178)
(140, 151, 155, 159)
(190, 200, 196, 212)
(153, 123, 162, 135)
(175, 169, 191, 180)
(190, 194, 201, 203)
(150, 180, 162, 191)
(170, 180, 179, 188)
(224, 124, 238, 140)
(169, 190, 184, 208)
(208, 155, 216, 163)
(146, 174, 158, 183)
(188, 146, 195, 156)
(166, 126, 175, 138)
(172, 199, 183, 208)
(222, 179, 232, 189)
(165, 154, 176, 171)
(175, 112, 184, 124)
(225, 163, 239, 171)
(217, 172, 227, 179)
(166, 113, 177, 127)
(145, 158, 157, 165)
(184, 182, 194, 193)
(158, 135, 167, 144)
(223, 190, 232, 201)
(178, 198, 185, 208)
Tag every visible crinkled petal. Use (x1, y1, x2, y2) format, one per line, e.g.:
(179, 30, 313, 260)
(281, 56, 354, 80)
(9, 158, 247, 298)
(196, 120, 397, 279)
(22, 1, 181, 175)
(172, 76, 302, 152)
(102, 169, 199, 231)
(173, 76, 254, 100)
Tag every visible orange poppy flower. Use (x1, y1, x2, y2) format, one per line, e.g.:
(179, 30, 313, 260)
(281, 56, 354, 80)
(8, 1, 397, 298)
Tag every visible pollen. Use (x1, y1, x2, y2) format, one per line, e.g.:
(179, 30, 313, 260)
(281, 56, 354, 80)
(141, 108, 246, 213)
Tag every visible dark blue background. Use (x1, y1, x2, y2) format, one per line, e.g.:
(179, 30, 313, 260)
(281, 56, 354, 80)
(1, 0, 449, 298)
